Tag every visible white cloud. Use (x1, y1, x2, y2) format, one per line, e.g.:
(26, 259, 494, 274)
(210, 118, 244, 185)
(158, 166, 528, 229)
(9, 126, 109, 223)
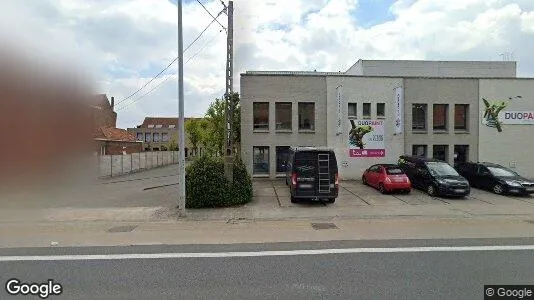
(1, 0, 533, 129)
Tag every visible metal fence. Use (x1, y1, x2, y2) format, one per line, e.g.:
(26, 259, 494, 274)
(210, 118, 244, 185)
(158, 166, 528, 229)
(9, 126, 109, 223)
(97, 151, 179, 178)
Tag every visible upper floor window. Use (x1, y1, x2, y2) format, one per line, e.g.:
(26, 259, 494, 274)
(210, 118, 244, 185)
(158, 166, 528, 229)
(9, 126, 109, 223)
(412, 104, 427, 131)
(376, 103, 385, 118)
(148, 125, 154, 128)
(454, 104, 469, 131)
(298, 102, 315, 131)
(155, 125, 163, 128)
(253, 102, 269, 130)
(153, 132, 160, 142)
(136, 133, 143, 141)
(162, 132, 169, 142)
(169, 125, 176, 128)
(433, 104, 448, 131)
(145, 133, 152, 142)
(348, 103, 357, 118)
(363, 103, 371, 118)
(275, 102, 292, 130)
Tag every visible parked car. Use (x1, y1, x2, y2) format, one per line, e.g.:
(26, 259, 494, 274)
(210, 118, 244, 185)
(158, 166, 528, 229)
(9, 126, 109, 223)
(397, 155, 470, 197)
(284, 147, 339, 203)
(455, 162, 534, 195)
(362, 164, 411, 194)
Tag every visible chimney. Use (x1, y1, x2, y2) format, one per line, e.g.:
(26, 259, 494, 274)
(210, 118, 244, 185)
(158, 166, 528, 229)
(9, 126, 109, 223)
(111, 96, 115, 109)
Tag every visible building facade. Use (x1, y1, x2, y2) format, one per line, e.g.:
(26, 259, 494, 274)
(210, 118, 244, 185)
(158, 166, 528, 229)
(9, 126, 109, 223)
(241, 60, 534, 179)
(127, 117, 204, 158)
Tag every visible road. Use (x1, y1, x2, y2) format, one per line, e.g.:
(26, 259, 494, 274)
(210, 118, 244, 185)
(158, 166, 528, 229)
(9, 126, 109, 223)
(1, 238, 534, 299)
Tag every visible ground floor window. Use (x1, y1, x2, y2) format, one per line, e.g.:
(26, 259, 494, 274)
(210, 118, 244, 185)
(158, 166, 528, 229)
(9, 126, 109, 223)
(276, 146, 290, 173)
(253, 146, 269, 174)
(454, 145, 469, 166)
(432, 145, 449, 162)
(412, 145, 427, 157)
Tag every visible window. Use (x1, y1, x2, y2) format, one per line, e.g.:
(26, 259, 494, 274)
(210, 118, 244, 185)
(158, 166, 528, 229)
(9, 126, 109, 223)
(253, 102, 269, 130)
(162, 133, 169, 142)
(145, 133, 152, 142)
(155, 125, 163, 128)
(136, 133, 143, 141)
(276, 146, 291, 173)
(298, 102, 315, 130)
(412, 145, 427, 157)
(376, 103, 385, 118)
(454, 104, 469, 130)
(169, 125, 176, 128)
(253, 146, 269, 174)
(412, 104, 427, 131)
(363, 103, 371, 118)
(348, 103, 357, 118)
(433, 104, 448, 131)
(275, 103, 292, 130)
(454, 145, 469, 166)
(153, 133, 160, 142)
(432, 145, 449, 162)
(148, 125, 154, 128)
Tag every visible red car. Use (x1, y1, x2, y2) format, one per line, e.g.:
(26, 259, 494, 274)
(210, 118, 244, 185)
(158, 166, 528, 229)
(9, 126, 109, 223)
(362, 164, 411, 194)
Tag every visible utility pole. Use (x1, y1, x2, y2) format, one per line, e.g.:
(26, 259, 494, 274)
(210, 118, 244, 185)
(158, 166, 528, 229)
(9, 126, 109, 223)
(223, 0, 234, 183)
(177, 0, 186, 215)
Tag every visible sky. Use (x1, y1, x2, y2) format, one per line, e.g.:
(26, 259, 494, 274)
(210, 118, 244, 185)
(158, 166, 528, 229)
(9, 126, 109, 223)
(1, 0, 534, 128)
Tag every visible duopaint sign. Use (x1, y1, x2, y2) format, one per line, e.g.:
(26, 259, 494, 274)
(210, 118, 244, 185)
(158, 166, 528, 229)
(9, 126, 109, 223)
(348, 119, 385, 157)
(498, 111, 534, 124)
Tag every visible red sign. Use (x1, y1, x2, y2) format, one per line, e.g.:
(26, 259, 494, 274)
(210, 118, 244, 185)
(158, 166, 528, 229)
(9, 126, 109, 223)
(349, 149, 385, 157)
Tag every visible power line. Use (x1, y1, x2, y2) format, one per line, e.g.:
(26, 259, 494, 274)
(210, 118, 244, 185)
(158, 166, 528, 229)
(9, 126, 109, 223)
(196, 0, 227, 33)
(115, 8, 225, 107)
(116, 29, 224, 111)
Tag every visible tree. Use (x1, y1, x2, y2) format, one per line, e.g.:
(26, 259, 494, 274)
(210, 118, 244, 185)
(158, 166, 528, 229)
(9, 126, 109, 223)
(185, 118, 203, 156)
(201, 92, 241, 157)
(167, 138, 178, 151)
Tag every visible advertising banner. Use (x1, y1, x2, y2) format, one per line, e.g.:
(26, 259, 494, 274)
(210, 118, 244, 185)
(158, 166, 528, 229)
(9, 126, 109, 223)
(394, 87, 403, 134)
(498, 111, 534, 124)
(336, 85, 343, 135)
(348, 119, 385, 157)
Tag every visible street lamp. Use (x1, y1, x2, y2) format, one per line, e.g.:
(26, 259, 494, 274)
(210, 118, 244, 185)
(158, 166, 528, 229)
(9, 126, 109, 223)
(177, 0, 186, 215)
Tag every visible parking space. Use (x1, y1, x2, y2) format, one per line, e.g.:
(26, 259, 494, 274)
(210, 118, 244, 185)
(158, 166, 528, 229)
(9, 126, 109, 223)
(254, 179, 534, 209)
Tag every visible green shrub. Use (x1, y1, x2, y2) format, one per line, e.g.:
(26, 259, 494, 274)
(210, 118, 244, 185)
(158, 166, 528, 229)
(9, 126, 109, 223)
(185, 155, 252, 208)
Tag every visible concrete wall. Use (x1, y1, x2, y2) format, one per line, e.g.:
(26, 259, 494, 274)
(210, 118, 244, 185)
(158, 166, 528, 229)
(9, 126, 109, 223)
(345, 60, 363, 75)
(479, 79, 534, 178)
(98, 151, 179, 178)
(359, 60, 516, 78)
(326, 76, 404, 179)
(240, 75, 328, 177)
(404, 78, 479, 165)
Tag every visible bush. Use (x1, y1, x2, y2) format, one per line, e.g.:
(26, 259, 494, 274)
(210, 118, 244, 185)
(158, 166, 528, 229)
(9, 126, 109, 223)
(185, 155, 252, 208)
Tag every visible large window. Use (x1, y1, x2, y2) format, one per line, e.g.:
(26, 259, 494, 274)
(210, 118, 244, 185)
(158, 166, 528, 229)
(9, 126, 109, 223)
(145, 133, 152, 142)
(348, 103, 357, 118)
(153, 132, 160, 142)
(161, 132, 169, 142)
(432, 145, 449, 162)
(298, 102, 315, 130)
(454, 145, 469, 166)
(412, 145, 427, 157)
(412, 104, 427, 131)
(363, 103, 371, 118)
(376, 103, 385, 118)
(275, 103, 292, 130)
(136, 133, 143, 141)
(276, 146, 290, 173)
(253, 102, 269, 130)
(454, 104, 469, 130)
(433, 104, 448, 131)
(253, 146, 269, 174)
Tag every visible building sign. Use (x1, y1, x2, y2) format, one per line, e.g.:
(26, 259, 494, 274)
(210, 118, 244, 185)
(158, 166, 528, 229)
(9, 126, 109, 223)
(336, 85, 343, 135)
(348, 119, 385, 157)
(481, 98, 508, 132)
(498, 111, 534, 124)
(394, 87, 403, 134)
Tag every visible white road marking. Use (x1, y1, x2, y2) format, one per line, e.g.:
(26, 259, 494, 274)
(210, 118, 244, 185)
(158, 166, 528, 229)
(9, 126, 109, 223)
(1, 245, 534, 261)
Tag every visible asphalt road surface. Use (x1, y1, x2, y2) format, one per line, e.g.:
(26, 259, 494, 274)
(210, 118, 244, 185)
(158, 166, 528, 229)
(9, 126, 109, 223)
(1, 238, 534, 299)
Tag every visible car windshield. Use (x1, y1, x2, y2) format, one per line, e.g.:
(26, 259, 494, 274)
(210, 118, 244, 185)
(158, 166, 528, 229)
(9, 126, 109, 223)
(426, 162, 459, 176)
(386, 168, 404, 175)
(487, 166, 517, 177)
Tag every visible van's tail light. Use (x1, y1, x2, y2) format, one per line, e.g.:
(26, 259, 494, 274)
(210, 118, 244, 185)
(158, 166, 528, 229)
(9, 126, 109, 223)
(291, 172, 297, 185)
(335, 173, 339, 186)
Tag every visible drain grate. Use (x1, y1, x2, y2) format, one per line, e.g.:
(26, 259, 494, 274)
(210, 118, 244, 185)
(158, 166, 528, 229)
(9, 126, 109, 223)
(311, 222, 338, 230)
(107, 225, 137, 233)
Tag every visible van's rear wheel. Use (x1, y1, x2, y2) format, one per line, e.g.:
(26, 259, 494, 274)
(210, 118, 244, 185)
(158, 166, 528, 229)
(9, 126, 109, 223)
(362, 176, 367, 185)
(326, 198, 335, 203)
(379, 184, 387, 194)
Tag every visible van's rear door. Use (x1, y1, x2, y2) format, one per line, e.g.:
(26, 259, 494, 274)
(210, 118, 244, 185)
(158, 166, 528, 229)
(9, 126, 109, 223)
(293, 151, 317, 196)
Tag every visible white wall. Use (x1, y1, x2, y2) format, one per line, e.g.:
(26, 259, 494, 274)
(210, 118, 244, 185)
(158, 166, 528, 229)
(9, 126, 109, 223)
(479, 79, 534, 179)
(98, 151, 179, 178)
(326, 77, 405, 180)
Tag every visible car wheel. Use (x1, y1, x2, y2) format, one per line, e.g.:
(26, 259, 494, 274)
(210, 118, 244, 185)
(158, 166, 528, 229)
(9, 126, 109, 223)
(379, 183, 387, 194)
(290, 196, 298, 203)
(362, 175, 367, 185)
(405, 189, 411, 194)
(493, 184, 504, 195)
(326, 198, 335, 204)
(427, 184, 436, 196)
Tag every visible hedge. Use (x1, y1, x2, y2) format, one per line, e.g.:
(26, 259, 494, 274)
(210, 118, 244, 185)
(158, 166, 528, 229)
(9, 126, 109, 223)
(185, 155, 252, 208)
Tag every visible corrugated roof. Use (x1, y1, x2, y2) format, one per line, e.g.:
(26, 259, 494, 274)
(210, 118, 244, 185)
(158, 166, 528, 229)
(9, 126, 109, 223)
(94, 127, 137, 142)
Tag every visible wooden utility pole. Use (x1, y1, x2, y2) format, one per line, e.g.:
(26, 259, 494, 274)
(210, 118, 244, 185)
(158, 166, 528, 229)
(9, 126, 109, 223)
(223, 1, 234, 183)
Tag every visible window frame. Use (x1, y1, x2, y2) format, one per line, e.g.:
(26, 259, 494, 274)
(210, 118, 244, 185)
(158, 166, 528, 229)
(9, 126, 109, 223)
(348, 103, 357, 118)
(275, 102, 292, 131)
(362, 103, 371, 118)
(252, 146, 270, 175)
(376, 103, 385, 118)
(298, 102, 315, 131)
(454, 104, 469, 131)
(275, 146, 291, 173)
(432, 144, 449, 162)
(253, 102, 270, 131)
(433, 104, 449, 131)
(412, 104, 428, 131)
(412, 145, 428, 157)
